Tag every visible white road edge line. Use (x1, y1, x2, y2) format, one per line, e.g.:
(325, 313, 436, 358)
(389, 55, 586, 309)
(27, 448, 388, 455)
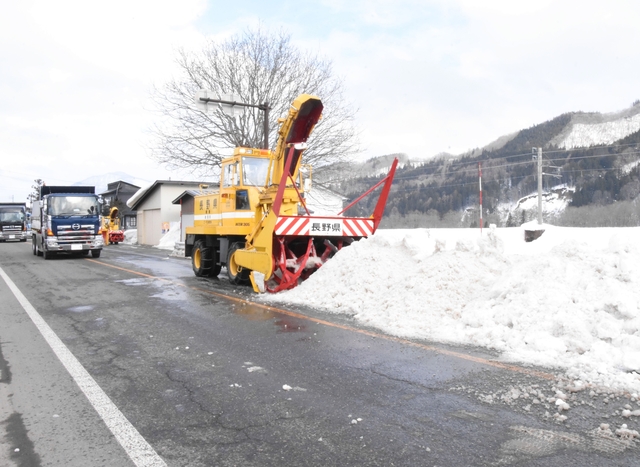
(0, 267, 167, 467)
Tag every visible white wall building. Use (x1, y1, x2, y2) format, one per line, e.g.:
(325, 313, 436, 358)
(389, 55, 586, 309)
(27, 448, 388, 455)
(127, 181, 204, 246)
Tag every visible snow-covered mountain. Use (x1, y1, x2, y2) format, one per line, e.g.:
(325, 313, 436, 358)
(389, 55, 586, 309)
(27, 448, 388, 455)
(339, 102, 640, 183)
(477, 101, 640, 155)
(339, 101, 640, 227)
(551, 104, 640, 149)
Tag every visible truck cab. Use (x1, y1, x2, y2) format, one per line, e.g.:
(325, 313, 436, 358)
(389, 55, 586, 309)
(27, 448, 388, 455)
(0, 203, 28, 242)
(31, 186, 104, 259)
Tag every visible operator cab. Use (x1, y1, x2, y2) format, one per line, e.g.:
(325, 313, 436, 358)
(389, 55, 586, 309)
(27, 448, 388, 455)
(221, 148, 271, 211)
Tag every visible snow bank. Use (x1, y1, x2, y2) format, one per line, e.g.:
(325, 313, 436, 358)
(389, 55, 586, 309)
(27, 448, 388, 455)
(154, 222, 180, 250)
(123, 229, 137, 245)
(261, 225, 640, 393)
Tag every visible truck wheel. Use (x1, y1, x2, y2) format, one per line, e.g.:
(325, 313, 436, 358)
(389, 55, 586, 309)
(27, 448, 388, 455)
(91, 250, 101, 258)
(32, 238, 37, 255)
(227, 242, 250, 285)
(210, 248, 222, 278)
(192, 240, 213, 277)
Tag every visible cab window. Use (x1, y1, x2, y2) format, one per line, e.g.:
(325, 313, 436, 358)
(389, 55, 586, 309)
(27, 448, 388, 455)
(222, 163, 235, 187)
(242, 157, 269, 186)
(236, 190, 250, 210)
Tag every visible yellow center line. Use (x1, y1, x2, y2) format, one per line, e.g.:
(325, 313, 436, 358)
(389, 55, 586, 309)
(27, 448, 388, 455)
(89, 258, 556, 381)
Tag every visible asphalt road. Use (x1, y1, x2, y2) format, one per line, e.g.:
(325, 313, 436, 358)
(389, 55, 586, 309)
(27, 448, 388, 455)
(0, 240, 638, 466)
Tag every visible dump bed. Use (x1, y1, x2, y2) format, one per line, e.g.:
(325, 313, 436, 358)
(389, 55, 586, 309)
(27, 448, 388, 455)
(40, 186, 96, 197)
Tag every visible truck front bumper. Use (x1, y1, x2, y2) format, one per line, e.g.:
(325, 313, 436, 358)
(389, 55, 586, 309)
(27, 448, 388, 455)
(0, 231, 28, 241)
(46, 236, 104, 251)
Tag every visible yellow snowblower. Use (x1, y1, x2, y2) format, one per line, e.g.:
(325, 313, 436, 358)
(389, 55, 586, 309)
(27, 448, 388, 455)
(100, 206, 125, 245)
(185, 93, 397, 293)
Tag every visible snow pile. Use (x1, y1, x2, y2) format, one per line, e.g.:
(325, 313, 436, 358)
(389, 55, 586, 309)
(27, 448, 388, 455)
(123, 229, 137, 245)
(559, 113, 640, 149)
(154, 222, 180, 250)
(262, 224, 640, 393)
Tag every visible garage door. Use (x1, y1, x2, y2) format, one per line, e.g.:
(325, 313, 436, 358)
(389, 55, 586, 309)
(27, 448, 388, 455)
(142, 209, 161, 245)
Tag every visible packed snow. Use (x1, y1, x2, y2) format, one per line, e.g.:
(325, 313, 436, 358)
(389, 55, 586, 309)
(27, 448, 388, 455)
(260, 223, 640, 395)
(125, 183, 154, 209)
(123, 229, 138, 245)
(154, 222, 181, 250)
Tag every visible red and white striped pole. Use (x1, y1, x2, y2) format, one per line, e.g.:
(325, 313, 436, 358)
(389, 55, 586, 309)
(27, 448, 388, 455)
(478, 162, 483, 233)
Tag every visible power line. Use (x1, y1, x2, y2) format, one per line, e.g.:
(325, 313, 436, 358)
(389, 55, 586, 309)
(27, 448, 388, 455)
(389, 164, 632, 195)
(369, 154, 638, 197)
(390, 148, 640, 184)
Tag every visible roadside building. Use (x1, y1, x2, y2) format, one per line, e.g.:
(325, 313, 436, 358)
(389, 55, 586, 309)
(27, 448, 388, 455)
(127, 180, 205, 246)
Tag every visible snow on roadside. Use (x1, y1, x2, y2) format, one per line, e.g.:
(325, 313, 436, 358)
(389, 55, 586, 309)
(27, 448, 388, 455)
(123, 229, 137, 245)
(154, 222, 180, 250)
(261, 224, 640, 393)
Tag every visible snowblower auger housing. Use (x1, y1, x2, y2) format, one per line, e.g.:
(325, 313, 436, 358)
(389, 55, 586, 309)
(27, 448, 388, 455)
(185, 93, 398, 293)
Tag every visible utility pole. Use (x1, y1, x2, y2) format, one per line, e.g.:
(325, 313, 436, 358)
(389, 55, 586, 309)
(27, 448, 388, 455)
(537, 147, 543, 225)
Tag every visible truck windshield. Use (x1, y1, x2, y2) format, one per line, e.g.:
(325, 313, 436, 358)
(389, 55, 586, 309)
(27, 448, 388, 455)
(49, 196, 99, 216)
(242, 157, 269, 186)
(0, 209, 24, 222)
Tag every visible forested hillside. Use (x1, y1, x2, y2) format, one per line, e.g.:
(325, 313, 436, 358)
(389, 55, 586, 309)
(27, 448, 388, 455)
(326, 104, 640, 228)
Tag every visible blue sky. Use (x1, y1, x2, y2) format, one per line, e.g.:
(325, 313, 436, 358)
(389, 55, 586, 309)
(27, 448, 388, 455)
(2, 0, 640, 202)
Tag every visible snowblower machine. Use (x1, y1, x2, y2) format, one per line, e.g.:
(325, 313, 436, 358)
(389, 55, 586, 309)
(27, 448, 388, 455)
(101, 206, 125, 245)
(185, 93, 397, 293)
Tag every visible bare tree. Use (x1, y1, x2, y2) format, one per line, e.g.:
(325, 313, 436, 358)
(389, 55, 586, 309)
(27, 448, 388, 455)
(27, 179, 44, 205)
(149, 26, 360, 177)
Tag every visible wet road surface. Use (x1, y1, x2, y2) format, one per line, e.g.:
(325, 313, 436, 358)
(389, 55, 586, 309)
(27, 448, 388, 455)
(0, 241, 638, 466)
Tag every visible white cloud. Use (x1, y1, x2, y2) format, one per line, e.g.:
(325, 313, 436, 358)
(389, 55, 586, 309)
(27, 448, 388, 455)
(28, 0, 207, 80)
(0, 1, 208, 200)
